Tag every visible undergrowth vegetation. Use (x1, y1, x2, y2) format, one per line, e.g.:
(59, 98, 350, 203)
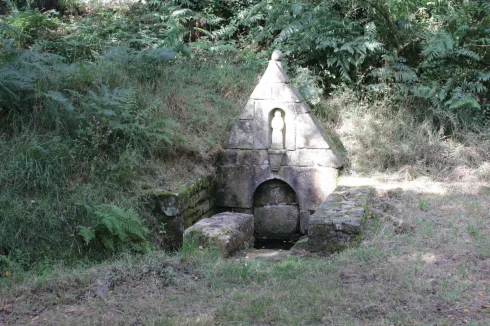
(0, 0, 489, 272)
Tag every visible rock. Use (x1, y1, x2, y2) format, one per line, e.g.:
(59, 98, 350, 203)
(254, 179, 297, 206)
(308, 186, 372, 253)
(183, 212, 254, 257)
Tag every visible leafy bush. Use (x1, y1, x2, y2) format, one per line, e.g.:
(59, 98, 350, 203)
(0, 9, 60, 47)
(78, 204, 151, 256)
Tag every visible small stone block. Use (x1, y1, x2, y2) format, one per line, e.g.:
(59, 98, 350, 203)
(299, 210, 310, 234)
(271, 83, 304, 103)
(226, 120, 254, 149)
(250, 83, 272, 100)
(183, 212, 254, 257)
(255, 204, 299, 235)
(239, 99, 255, 120)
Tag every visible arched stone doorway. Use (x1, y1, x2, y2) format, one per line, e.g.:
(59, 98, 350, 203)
(253, 179, 300, 239)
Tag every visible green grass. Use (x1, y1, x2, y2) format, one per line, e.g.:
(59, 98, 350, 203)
(0, 51, 261, 268)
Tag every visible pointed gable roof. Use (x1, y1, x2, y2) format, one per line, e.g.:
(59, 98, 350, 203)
(226, 50, 343, 169)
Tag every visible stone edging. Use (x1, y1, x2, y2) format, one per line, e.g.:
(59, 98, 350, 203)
(307, 186, 373, 253)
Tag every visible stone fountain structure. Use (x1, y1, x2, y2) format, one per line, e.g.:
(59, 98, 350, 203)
(215, 50, 343, 241)
(183, 51, 372, 256)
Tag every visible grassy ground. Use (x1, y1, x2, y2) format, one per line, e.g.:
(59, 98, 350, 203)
(1, 174, 489, 325)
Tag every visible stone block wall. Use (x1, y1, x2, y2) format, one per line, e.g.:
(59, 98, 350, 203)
(142, 177, 216, 246)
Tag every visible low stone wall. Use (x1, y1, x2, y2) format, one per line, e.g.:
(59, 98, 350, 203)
(307, 186, 373, 254)
(184, 212, 254, 257)
(142, 177, 216, 246)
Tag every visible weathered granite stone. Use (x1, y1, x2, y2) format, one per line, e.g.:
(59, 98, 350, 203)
(217, 150, 238, 165)
(216, 165, 256, 208)
(295, 113, 331, 149)
(250, 83, 272, 100)
(268, 149, 286, 171)
(217, 165, 339, 211)
(141, 177, 216, 247)
(226, 120, 254, 149)
(254, 204, 299, 235)
(151, 190, 187, 216)
(183, 212, 254, 257)
(237, 149, 269, 166)
(271, 83, 304, 103)
(254, 179, 297, 206)
(260, 59, 289, 84)
(285, 149, 343, 168)
(239, 99, 255, 120)
(216, 165, 338, 211)
(278, 167, 338, 211)
(299, 210, 310, 234)
(271, 49, 284, 62)
(295, 101, 311, 114)
(308, 186, 372, 253)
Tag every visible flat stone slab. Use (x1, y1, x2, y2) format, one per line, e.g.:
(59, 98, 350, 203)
(308, 186, 372, 253)
(255, 204, 299, 236)
(183, 212, 254, 257)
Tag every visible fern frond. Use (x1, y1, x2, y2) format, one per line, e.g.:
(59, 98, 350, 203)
(78, 226, 95, 245)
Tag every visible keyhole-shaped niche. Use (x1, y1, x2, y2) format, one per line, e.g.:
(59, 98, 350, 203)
(253, 179, 299, 239)
(269, 109, 285, 150)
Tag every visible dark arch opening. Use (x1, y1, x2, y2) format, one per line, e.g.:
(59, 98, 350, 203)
(253, 179, 300, 244)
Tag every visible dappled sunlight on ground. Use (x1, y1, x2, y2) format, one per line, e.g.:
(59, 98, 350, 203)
(339, 175, 449, 195)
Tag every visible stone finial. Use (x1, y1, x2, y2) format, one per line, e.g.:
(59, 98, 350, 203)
(271, 50, 283, 61)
